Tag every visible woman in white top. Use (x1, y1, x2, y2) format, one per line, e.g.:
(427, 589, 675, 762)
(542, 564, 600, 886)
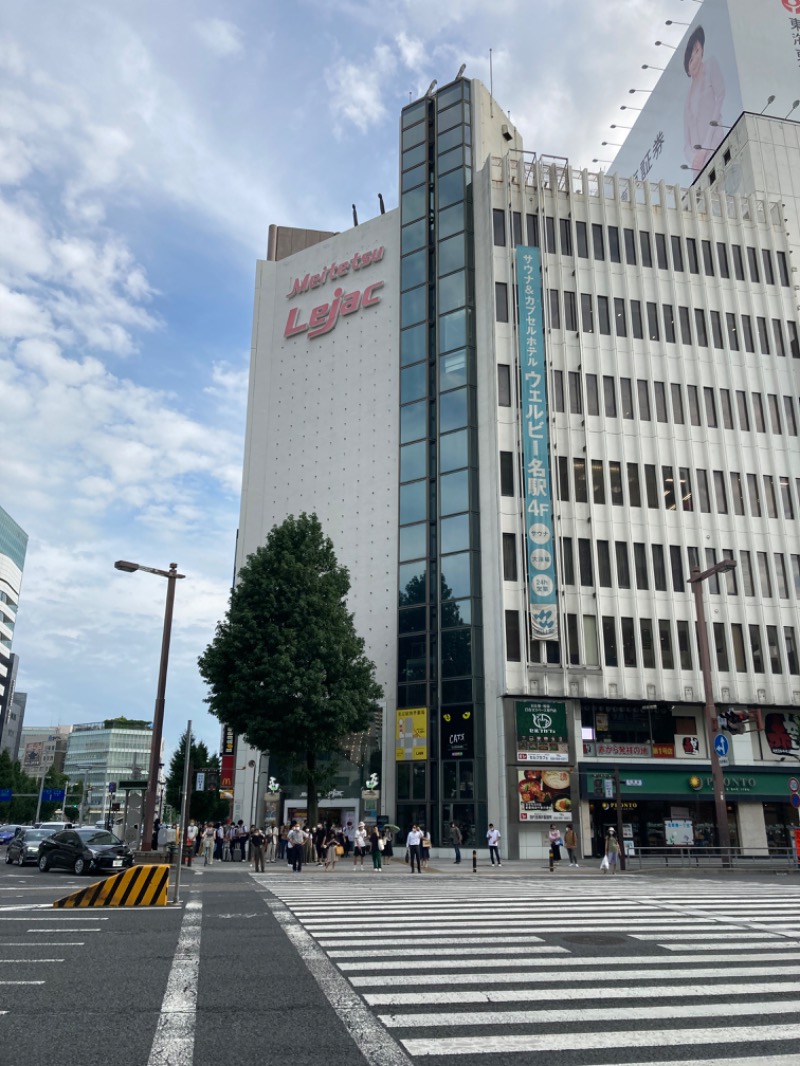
(353, 821, 368, 869)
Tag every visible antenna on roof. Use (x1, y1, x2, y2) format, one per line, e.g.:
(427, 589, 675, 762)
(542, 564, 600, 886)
(352, 204, 359, 227)
(426, 80, 437, 97)
(489, 48, 493, 118)
(378, 193, 385, 215)
(456, 63, 466, 80)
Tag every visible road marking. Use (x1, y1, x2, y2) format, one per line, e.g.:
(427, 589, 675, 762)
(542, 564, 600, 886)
(0, 915, 107, 920)
(146, 897, 201, 1066)
(631, 931, 782, 940)
(342, 951, 800, 973)
(2, 942, 84, 947)
(350, 963, 800, 988)
(662, 941, 800, 951)
(318, 936, 548, 948)
(564, 1058, 799, 1066)
(364, 980, 800, 1006)
(268, 898, 414, 1066)
(328, 945, 553, 959)
(25, 928, 100, 933)
(0, 981, 45, 985)
(402, 1024, 800, 1057)
(378, 998, 799, 1027)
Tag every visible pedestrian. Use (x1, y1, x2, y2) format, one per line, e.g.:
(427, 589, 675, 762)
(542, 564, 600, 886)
(406, 823, 423, 873)
(288, 821, 308, 873)
(420, 828, 431, 869)
(314, 823, 326, 866)
(548, 824, 562, 870)
(202, 822, 215, 865)
(157, 821, 168, 853)
(604, 828, 620, 874)
(223, 822, 235, 861)
(370, 824, 383, 872)
(278, 823, 289, 863)
(353, 821, 368, 870)
(265, 823, 277, 863)
(343, 820, 355, 857)
(486, 823, 502, 866)
(184, 819, 198, 866)
(382, 826, 394, 865)
(214, 823, 224, 861)
(450, 822, 462, 864)
(564, 823, 580, 867)
(250, 825, 266, 872)
(323, 824, 343, 872)
(151, 818, 161, 852)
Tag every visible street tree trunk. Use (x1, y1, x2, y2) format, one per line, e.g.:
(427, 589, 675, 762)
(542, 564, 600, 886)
(306, 749, 318, 827)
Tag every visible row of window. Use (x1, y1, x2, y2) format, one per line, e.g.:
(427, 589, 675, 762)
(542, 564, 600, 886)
(495, 283, 800, 359)
(550, 535, 800, 603)
(554, 457, 800, 524)
(492, 207, 792, 288)
(506, 609, 800, 677)
(549, 373, 799, 439)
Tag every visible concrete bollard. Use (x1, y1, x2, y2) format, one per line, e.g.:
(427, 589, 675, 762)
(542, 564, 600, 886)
(472, 849, 477, 872)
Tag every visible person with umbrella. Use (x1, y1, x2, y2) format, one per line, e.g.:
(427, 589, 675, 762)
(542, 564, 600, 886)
(382, 823, 399, 865)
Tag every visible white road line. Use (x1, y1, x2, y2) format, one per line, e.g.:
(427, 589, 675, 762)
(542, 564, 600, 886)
(575, 1059, 799, 1066)
(631, 931, 782, 940)
(363, 979, 800, 1006)
(328, 945, 555, 959)
(350, 964, 800, 988)
(268, 899, 414, 1066)
(1, 942, 84, 947)
(0, 981, 45, 986)
(342, 951, 800, 972)
(0, 959, 63, 963)
(25, 928, 100, 933)
(146, 897, 201, 1066)
(0, 916, 106, 921)
(379, 998, 799, 1027)
(299, 916, 752, 928)
(663, 941, 800, 951)
(401, 1024, 800, 1057)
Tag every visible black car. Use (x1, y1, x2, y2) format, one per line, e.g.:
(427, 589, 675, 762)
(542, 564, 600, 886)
(6, 828, 54, 866)
(38, 828, 134, 875)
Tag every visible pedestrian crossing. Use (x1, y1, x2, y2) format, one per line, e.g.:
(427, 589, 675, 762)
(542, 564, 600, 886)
(262, 874, 800, 1064)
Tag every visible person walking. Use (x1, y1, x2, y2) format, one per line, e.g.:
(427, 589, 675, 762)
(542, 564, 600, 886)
(604, 828, 620, 874)
(382, 826, 394, 865)
(548, 824, 562, 870)
(314, 823, 326, 866)
(343, 820, 356, 857)
(265, 823, 276, 863)
(323, 825, 343, 872)
(486, 824, 502, 866)
(370, 824, 383, 872)
(564, 824, 580, 867)
(406, 824, 423, 873)
(184, 819, 198, 866)
(420, 828, 431, 869)
(353, 821, 368, 870)
(450, 822, 462, 864)
(202, 822, 216, 865)
(288, 822, 308, 873)
(250, 825, 266, 872)
(278, 824, 289, 863)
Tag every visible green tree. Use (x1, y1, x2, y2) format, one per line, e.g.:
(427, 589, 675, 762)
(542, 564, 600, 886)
(198, 513, 383, 826)
(164, 731, 228, 825)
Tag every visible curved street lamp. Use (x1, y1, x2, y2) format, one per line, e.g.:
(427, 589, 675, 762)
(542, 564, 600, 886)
(114, 560, 185, 853)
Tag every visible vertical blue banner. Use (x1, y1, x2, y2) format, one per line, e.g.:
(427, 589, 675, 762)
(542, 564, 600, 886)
(516, 247, 558, 640)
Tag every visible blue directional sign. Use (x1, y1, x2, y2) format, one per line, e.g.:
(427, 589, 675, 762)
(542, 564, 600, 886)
(0, 788, 11, 802)
(42, 789, 65, 803)
(714, 734, 730, 759)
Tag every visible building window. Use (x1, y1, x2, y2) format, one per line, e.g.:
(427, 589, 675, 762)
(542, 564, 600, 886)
(609, 461, 624, 505)
(670, 235, 684, 272)
(592, 459, 606, 504)
(780, 476, 794, 519)
(752, 393, 766, 432)
(566, 614, 580, 666)
(568, 372, 582, 414)
(592, 223, 605, 260)
(670, 384, 684, 424)
(608, 226, 621, 263)
(497, 365, 511, 406)
(713, 470, 728, 514)
(717, 242, 730, 278)
(558, 455, 570, 502)
(631, 300, 644, 340)
(747, 246, 760, 283)
(669, 545, 684, 591)
(640, 231, 653, 268)
(564, 290, 578, 331)
(634, 543, 649, 589)
(578, 539, 594, 586)
(603, 376, 617, 417)
(512, 212, 523, 246)
(602, 617, 618, 667)
(764, 475, 778, 519)
(562, 537, 575, 585)
(740, 551, 755, 597)
(749, 625, 764, 672)
(731, 624, 747, 672)
(640, 619, 656, 668)
(576, 221, 588, 258)
(652, 544, 667, 590)
(624, 228, 637, 265)
(687, 385, 702, 426)
(678, 306, 692, 344)
(647, 302, 660, 341)
(662, 466, 676, 510)
(762, 248, 775, 285)
(758, 552, 772, 598)
(663, 304, 676, 343)
(720, 389, 734, 429)
(615, 542, 631, 588)
(505, 610, 521, 662)
(767, 625, 782, 674)
(526, 215, 539, 247)
(747, 473, 762, 517)
(500, 451, 514, 496)
(586, 374, 600, 416)
(686, 238, 699, 274)
(502, 533, 517, 581)
(785, 628, 800, 675)
(637, 380, 651, 420)
(710, 311, 724, 349)
(659, 620, 675, 670)
(742, 315, 755, 353)
(597, 541, 612, 587)
(559, 218, 572, 256)
(627, 463, 642, 507)
(614, 298, 627, 337)
(694, 309, 708, 347)
(704, 388, 718, 428)
(492, 209, 506, 246)
(548, 289, 561, 330)
(713, 623, 729, 672)
(757, 317, 770, 354)
(581, 293, 594, 333)
(645, 465, 659, 508)
(677, 621, 693, 670)
(726, 313, 739, 351)
(787, 397, 799, 435)
(545, 216, 556, 253)
(654, 381, 668, 422)
(620, 379, 634, 419)
(730, 472, 745, 515)
(655, 233, 668, 269)
(597, 295, 611, 335)
(696, 469, 711, 512)
(775, 553, 789, 598)
(732, 244, 745, 280)
(701, 240, 715, 276)
(552, 370, 565, 412)
(778, 251, 791, 287)
(773, 320, 787, 358)
(736, 391, 750, 431)
(495, 282, 509, 322)
(679, 467, 693, 511)
(621, 618, 637, 667)
(574, 459, 588, 502)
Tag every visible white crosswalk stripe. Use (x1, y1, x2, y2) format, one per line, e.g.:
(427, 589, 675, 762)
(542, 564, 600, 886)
(264, 873, 800, 1063)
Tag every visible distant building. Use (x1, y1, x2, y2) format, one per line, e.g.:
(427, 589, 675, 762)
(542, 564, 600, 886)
(64, 720, 153, 823)
(0, 655, 22, 760)
(17, 724, 71, 781)
(0, 506, 27, 753)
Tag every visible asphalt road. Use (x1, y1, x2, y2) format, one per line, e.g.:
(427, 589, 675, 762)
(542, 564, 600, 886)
(1, 856, 799, 1066)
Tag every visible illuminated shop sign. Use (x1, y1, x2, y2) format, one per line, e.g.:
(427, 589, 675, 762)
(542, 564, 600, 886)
(516, 247, 558, 640)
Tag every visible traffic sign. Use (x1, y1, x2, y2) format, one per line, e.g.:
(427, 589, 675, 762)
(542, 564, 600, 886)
(791, 794, 800, 810)
(713, 733, 729, 767)
(108, 782, 116, 794)
(789, 777, 800, 794)
(0, 788, 11, 802)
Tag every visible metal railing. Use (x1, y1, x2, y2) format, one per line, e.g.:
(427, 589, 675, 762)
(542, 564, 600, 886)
(624, 846, 798, 870)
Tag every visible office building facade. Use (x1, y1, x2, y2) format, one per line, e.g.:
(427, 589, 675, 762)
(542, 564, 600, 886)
(0, 505, 27, 753)
(236, 0, 800, 857)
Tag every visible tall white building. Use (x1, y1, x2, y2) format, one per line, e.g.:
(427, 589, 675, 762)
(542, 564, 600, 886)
(0, 505, 27, 754)
(236, 0, 800, 857)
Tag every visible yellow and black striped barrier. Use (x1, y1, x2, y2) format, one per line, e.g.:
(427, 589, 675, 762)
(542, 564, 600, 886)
(53, 864, 170, 908)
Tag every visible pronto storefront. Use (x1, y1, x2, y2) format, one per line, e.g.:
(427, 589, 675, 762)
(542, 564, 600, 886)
(580, 765, 800, 857)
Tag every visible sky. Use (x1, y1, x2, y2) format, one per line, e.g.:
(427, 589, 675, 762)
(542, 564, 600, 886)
(1, 0, 691, 764)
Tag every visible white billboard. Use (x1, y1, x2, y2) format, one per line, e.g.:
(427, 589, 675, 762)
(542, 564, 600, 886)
(611, 0, 800, 185)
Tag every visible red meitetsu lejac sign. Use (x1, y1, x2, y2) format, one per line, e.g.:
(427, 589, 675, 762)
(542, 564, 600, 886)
(283, 246, 385, 340)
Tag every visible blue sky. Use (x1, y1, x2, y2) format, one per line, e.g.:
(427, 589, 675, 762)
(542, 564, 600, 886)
(1, 0, 680, 762)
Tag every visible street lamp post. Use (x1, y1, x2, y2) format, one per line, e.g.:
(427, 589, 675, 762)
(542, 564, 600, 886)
(688, 560, 737, 865)
(114, 560, 185, 854)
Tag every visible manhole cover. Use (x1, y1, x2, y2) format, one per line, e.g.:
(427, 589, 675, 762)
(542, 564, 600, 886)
(561, 933, 626, 945)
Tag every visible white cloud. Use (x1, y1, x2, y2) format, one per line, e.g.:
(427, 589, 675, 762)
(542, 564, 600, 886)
(193, 18, 244, 57)
(325, 43, 398, 134)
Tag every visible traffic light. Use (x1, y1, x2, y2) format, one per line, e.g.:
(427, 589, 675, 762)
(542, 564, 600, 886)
(205, 771, 219, 792)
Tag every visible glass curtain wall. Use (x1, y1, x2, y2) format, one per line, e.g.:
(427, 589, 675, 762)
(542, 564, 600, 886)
(397, 80, 486, 850)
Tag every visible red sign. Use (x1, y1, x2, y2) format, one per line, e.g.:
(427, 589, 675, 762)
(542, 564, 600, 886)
(286, 247, 385, 299)
(652, 743, 675, 759)
(781, 0, 800, 13)
(284, 282, 384, 340)
(794, 827, 800, 860)
(220, 754, 234, 790)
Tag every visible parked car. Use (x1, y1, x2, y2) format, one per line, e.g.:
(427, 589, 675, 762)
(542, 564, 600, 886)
(0, 825, 24, 846)
(37, 828, 134, 875)
(6, 828, 55, 866)
(36, 821, 74, 833)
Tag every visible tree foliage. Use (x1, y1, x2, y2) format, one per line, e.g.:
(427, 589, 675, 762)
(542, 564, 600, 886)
(164, 731, 228, 824)
(198, 513, 383, 824)
(0, 751, 69, 824)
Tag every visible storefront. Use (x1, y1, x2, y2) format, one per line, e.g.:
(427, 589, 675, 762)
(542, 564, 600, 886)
(579, 765, 800, 857)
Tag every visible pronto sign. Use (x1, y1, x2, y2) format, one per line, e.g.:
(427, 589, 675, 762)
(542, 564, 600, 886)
(283, 246, 386, 341)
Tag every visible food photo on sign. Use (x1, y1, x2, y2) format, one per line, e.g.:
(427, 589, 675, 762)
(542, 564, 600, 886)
(517, 768, 572, 821)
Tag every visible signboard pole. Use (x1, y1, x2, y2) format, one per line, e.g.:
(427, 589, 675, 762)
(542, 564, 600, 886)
(34, 772, 46, 825)
(614, 767, 626, 872)
(172, 720, 192, 905)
